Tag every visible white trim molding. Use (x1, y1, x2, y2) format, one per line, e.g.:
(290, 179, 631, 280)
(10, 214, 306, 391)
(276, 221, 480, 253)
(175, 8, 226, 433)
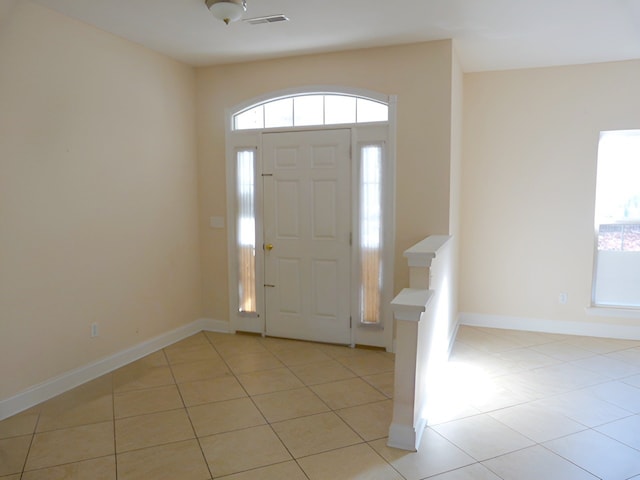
(388, 235, 454, 452)
(390, 289, 434, 322)
(403, 235, 451, 268)
(459, 312, 640, 340)
(229, 85, 392, 126)
(387, 418, 427, 452)
(225, 86, 397, 351)
(0, 318, 231, 421)
(586, 306, 640, 320)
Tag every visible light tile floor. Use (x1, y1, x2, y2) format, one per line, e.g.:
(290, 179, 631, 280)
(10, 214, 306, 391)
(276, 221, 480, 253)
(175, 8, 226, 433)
(2, 326, 640, 479)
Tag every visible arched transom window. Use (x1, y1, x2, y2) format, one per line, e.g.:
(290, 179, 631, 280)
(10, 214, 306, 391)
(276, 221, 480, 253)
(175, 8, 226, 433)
(233, 93, 389, 130)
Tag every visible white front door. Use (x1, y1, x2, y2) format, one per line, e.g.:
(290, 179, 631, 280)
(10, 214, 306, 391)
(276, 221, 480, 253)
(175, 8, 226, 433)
(262, 129, 351, 344)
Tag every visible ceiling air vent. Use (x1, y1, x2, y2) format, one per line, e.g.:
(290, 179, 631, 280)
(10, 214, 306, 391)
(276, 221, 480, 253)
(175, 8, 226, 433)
(243, 14, 289, 25)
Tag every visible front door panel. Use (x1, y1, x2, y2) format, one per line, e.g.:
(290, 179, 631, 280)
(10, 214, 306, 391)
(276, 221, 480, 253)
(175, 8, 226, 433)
(263, 129, 351, 344)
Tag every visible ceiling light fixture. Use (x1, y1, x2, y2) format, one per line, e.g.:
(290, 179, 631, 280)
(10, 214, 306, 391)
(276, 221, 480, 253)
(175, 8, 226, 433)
(205, 0, 247, 25)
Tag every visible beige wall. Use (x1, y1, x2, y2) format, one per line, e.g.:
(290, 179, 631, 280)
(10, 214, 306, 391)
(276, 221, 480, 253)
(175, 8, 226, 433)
(0, 2, 201, 400)
(460, 59, 640, 328)
(448, 46, 464, 337)
(196, 41, 456, 322)
(449, 48, 463, 241)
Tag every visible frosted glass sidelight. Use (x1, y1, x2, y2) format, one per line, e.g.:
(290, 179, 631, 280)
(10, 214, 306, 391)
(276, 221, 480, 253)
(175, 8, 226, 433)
(237, 149, 257, 314)
(359, 144, 383, 324)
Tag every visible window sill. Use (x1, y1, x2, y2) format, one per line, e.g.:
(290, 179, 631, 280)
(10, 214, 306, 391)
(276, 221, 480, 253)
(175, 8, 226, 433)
(586, 306, 640, 319)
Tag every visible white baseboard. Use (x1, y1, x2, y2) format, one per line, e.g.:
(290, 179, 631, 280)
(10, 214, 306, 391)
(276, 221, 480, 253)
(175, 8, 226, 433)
(448, 322, 460, 356)
(459, 312, 640, 340)
(0, 318, 231, 421)
(199, 318, 232, 334)
(387, 417, 427, 452)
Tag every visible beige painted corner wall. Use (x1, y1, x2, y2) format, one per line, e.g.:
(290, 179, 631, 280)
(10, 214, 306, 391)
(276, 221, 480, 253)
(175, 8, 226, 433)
(0, 2, 201, 400)
(448, 47, 464, 339)
(460, 59, 640, 328)
(196, 41, 456, 323)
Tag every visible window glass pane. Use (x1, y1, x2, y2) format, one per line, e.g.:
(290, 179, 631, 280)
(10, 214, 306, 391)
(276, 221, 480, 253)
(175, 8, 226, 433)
(264, 97, 293, 128)
(595, 130, 640, 224)
(595, 131, 640, 254)
(357, 98, 388, 123)
(598, 224, 640, 252)
(325, 95, 356, 125)
(593, 130, 640, 307)
(234, 105, 264, 130)
(237, 149, 256, 313)
(294, 95, 324, 126)
(359, 144, 383, 324)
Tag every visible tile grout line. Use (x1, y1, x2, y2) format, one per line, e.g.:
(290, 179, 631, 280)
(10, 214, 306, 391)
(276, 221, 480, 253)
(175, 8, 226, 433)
(204, 331, 399, 478)
(205, 331, 313, 479)
(536, 441, 606, 480)
(17, 408, 41, 479)
(111, 372, 118, 480)
(164, 337, 216, 480)
(12, 327, 640, 479)
(272, 340, 397, 478)
(440, 327, 640, 479)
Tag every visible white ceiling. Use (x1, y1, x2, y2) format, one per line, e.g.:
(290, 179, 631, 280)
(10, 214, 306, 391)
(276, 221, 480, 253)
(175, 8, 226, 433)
(29, 0, 640, 71)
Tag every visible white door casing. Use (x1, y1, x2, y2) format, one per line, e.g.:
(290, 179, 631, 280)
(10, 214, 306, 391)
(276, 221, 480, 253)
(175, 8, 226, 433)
(262, 129, 351, 344)
(225, 87, 397, 351)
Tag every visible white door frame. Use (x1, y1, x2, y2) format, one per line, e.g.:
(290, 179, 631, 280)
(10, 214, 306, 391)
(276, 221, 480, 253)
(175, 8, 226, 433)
(224, 86, 397, 350)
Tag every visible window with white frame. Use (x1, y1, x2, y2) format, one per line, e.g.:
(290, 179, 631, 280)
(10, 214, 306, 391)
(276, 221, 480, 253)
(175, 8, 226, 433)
(592, 130, 640, 308)
(233, 94, 388, 131)
(236, 148, 257, 314)
(359, 143, 384, 324)
(227, 89, 395, 349)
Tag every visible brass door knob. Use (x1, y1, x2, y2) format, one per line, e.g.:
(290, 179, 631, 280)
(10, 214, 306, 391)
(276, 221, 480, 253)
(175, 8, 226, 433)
(265, 243, 274, 251)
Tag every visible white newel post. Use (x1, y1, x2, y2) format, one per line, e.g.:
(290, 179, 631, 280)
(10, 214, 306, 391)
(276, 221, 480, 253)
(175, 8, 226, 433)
(387, 235, 453, 451)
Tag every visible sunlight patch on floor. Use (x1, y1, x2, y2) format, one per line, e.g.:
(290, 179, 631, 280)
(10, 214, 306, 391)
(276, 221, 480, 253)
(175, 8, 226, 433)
(426, 361, 495, 425)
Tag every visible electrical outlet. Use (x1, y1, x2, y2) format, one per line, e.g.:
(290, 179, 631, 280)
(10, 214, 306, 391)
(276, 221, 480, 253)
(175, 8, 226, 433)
(91, 322, 99, 337)
(558, 293, 568, 304)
